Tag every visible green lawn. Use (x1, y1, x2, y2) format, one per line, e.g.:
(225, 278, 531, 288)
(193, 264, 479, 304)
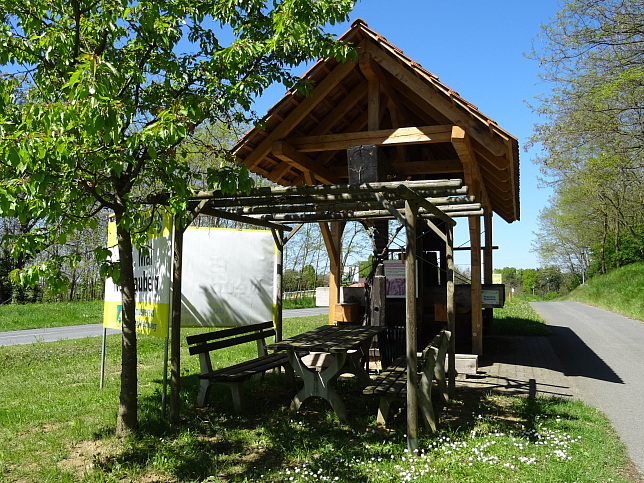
(566, 261, 644, 321)
(0, 310, 639, 482)
(0, 300, 104, 331)
(492, 294, 551, 336)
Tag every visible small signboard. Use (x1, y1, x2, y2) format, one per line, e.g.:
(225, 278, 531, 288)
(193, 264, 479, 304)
(453, 284, 506, 308)
(103, 211, 173, 338)
(383, 260, 406, 298)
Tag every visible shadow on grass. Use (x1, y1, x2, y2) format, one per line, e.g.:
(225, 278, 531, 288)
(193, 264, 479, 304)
(92, 372, 381, 481)
(493, 315, 551, 336)
(89, 370, 582, 482)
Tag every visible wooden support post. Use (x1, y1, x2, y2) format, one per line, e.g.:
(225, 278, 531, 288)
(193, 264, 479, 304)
(405, 200, 419, 453)
(469, 216, 483, 355)
(446, 225, 456, 398)
(321, 222, 345, 325)
(483, 212, 494, 334)
(170, 216, 184, 423)
(271, 229, 284, 341)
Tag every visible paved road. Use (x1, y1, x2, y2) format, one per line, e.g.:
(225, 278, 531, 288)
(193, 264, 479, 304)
(0, 306, 328, 347)
(531, 301, 644, 476)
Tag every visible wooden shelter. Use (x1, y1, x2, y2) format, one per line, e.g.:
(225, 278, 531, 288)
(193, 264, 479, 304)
(177, 19, 519, 449)
(230, 19, 520, 355)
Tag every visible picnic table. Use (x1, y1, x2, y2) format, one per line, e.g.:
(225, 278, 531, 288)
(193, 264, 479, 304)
(267, 324, 384, 424)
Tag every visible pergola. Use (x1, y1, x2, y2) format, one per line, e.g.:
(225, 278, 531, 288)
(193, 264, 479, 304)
(170, 19, 519, 449)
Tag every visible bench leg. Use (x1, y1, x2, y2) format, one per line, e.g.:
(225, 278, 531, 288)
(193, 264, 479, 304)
(229, 382, 243, 413)
(283, 363, 296, 387)
(434, 363, 449, 404)
(419, 379, 437, 432)
(196, 379, 212, 407)
(377, 397, 394, 425)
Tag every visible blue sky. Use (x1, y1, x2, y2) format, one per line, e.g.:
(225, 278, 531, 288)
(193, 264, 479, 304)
(253, 1, 563, 270)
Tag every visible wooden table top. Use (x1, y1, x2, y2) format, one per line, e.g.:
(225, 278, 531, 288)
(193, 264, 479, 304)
(268, 325, 384, 353)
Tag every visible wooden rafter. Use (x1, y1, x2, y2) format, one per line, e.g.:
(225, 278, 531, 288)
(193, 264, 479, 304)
(272, 141, 340, 185)
(451, 126, 490, 211)
(238, 58, 358, 169)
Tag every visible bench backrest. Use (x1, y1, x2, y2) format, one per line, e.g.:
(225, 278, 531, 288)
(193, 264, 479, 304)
(186, 321, 277, 374)
(419, 329, 450, 380)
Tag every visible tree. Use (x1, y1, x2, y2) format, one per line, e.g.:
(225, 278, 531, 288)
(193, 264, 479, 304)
(0, 0, 354, 435)
(529, 0, 644, 276)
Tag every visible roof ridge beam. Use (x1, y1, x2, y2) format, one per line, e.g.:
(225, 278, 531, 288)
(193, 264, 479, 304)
(287, 125, 454, 152)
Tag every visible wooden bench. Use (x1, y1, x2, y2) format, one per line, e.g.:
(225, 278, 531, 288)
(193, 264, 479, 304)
(363, 329, 450, 431)
(186, 321, 292, 412)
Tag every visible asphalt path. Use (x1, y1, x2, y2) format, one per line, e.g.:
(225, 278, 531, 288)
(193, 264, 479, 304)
(0, 306, 328, 347)
(531, 301, 644, 476)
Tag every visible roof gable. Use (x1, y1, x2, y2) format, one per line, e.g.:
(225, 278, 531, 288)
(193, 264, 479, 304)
(233, 19, 520, 223)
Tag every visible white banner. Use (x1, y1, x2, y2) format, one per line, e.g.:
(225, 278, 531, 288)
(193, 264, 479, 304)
(180, 227, 276, 327)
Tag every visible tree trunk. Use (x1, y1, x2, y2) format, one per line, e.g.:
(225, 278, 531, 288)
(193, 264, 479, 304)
(600, 216, 608, 274)
(115, 215, 138, 436)
(614, 216, 620, 269)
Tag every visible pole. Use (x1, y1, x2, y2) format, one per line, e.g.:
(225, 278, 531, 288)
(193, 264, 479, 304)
(161, 338, 169, 417)
(405, 200, 419, 453)
(100, 327, 107, 389)
(446, 225, 456, 399)
(272, 228, 284, 341)
(170, 216, 184, 423)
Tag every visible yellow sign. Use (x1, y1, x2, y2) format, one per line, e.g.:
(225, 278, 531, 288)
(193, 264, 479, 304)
(103, 209, 173, 338)
(493, 273, 503, 284)
(103, 301, 170, 337)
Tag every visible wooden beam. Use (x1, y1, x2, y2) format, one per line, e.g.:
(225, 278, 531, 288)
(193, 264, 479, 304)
(272, 228, 284, 342)
(446, 225, 456, 398)
(451, 126, 490, 211)
(359, 51, 381, 131)
(273, 141, 341, 185)
(320, 222, 345, 325)
(198, 205, 291, 231)
(469, 216, 483, 355)
(328, 157, 464, 177)
(393, 185, 455, 227)
(236, 58, 357, 169)
(309, 83, 366, 136)
(170, 215, 184, 423)
(251, 208, 483, 223)
(374, 192, 407, 225)
(267, 160, 295, 183)
(391, 159, 463, 176)
(226, 196, 478, 215)
(287, 125, 454, 153)
(192, 178, 464, 200)
(483, 211, 494, 334)
(404, 200, 419, 452)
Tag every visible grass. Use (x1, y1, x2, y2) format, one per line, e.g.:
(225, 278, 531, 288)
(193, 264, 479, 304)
(0, 300, 103, 331)
(492, 294, 551, 336)
(282, 296, 317, 310)
(1, 311, 640, 482)
(565, 261, 644, 321)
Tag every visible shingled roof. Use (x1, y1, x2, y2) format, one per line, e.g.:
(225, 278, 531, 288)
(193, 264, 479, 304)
(232, 19, 520, 223)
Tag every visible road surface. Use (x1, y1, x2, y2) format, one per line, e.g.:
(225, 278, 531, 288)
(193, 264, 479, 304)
(531, 301, 644, 476)
(0, 306, 328, 347)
